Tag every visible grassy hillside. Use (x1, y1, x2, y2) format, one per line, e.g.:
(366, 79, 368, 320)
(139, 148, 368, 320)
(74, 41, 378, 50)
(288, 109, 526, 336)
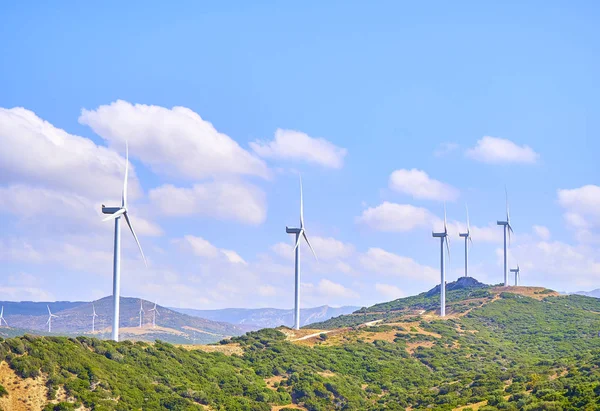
(1, 285, 600, 410)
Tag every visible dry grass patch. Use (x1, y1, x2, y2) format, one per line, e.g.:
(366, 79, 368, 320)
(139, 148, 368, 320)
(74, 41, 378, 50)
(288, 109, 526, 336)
(271, 404, 308, 410)
(179, 343, 244, 356)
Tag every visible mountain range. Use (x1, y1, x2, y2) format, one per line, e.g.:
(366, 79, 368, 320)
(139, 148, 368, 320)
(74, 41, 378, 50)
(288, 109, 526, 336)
(172, 305, 359, 329)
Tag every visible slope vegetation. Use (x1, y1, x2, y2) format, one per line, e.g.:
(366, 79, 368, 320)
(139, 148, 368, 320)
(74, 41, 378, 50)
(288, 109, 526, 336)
(0, 281, 599, 410)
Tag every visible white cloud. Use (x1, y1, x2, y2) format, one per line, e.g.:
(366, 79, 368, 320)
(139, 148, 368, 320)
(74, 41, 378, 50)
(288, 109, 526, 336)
(149, 181, 267, 225)
(375, 283, 405, 300)
(0, 107, 139, 199)
(359, 248, 438, 282)
(250, 129, 347, 169)
(389, 169, 459, 201)
(356, 202, 434, 232)
(465, 136, 539, 164)
(316, 279, 359, 299)
(79, 100, 269, 180)
(221, 249, 247, 265)
(558, 185, 600, 244)
(533, 225, 551, 241)
(0, 185, 162, 237)
(0, 286, 53, 301)
(176, 235, 246, 264)
(258, 285, 278, 297)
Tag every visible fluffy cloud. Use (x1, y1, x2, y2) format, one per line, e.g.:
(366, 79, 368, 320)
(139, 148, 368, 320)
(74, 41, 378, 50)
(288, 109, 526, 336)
(0, 107, 138, 199)
(176, 235, 247, 264)
(271, 236, 354, 262)
(466, 136, 539, 164)
(359, 248, 438, 282)
(356, 202, 434, 232)
(375, 283, 404, 300)
(149, 181, 267, 225)
(558, 185, 600, 243)
(250, 129, 347, 169)
(389, 169, 459, 201)
(316, 279, 359, 299)
(79, 100, 269, 180)
(533, 225, 551, 241)
(0, 185, 162, 237)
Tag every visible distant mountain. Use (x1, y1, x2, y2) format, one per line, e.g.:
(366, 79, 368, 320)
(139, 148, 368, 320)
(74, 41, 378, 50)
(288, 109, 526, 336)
(573, 289, 600, 298)
(173, 305, 360, 329)
(1, 296, 252, 344)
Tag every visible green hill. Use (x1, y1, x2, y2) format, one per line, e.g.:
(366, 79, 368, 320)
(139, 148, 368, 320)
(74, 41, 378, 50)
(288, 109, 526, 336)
(1, 281, 600, 410)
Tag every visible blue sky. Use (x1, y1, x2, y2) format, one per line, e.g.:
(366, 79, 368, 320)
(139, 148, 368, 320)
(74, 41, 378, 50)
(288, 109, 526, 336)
(1, 1, 599, 309)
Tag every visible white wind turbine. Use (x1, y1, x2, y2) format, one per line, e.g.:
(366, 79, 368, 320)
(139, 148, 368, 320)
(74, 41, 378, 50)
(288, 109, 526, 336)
(510, 264, 521, 286)
(138, 300, 144, 328)
(46, 305, 58, 333)
(497, 188, 514, 287)
(101, 142, 147, 342)
(458, 205, 473, 278)
(432, 204, 450, 317)
(91, 304, 98, 333)
(148, 301, 159, 328)
(286, 176, 317, 330)
(0, 306, 8, 327)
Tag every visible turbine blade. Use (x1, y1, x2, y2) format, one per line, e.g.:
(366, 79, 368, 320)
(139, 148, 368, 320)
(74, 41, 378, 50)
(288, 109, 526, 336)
(303, 231, 318, 261)
(124, 212, 148, 267)
(122, 141, 129, 208)
(505, 186, 510, 222)
(103, 208, 126, 221)
(443, 202, 448, 233)
(46, 317, 51, 325)
(299, 175, 304, 229)
(293, 229, 303, 251)
(445, 235, 451, 259)
(47, 305, 51, 315)
(466, 204, 470, 233)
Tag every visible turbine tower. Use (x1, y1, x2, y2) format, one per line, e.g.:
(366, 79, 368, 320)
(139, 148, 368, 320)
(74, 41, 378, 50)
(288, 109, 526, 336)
(46, 305, 58, 333)
(101, 142, 147, 342)
(149, 301, 159, 328)
(496, 188, 514, 287)
(0, 306, 8, 327)
(458, 205, 473, 278)
(138, 300, 144, 328)
(91, 304, 98, 333)
(285, 176, 317, 330)
(432, 204, 451, 317)
(510, 264, 521, 286)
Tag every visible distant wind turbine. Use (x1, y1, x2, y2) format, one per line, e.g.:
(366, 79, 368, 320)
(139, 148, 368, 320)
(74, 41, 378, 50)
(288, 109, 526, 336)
(286, 175, 317, 330)
(510, 264, 521, 286)
(458, 205, 473, 278)
(91, 304, 98, 333)
(149, 301, 159, 328)
(101, 142, 147, 342)
(46, 305, 58, 333)
(0, 306, 8, 327)
(432, 204, 451, 317)
(497, 188, 514, 287)
(138, 300, 145, 328)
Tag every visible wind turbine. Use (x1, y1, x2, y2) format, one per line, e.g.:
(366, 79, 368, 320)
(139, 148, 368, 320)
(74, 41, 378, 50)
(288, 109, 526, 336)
(496, 188, 514, 287)
(138, 300, 144, 328)
(458, 205, 473, 278)
(510, 264, 521, 286)
(101, 142, 147, 342)
(91, 304, 98, 333)
(46, 305, 58, 333)
(148, 301, 159, 328)
(285, 175, 317, 330)
(0, 306, 8, 327)
(432, 204, 451, 317)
